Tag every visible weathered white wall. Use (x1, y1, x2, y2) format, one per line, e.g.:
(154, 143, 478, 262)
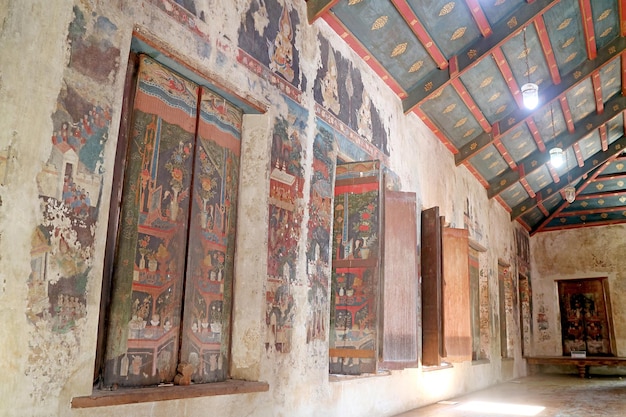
(0, 1, 524, 416)
(530, 225, 626, 358)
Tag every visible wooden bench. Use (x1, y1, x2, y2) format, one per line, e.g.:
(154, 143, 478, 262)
(526, 356, 626, 378)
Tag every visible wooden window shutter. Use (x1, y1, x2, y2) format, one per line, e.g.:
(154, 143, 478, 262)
(442, 227, 471, 362)
(380, 190, 418, 369)
(420, 207, 443, 366)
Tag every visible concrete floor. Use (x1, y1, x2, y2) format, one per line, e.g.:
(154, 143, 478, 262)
(394, 374, 626, 417)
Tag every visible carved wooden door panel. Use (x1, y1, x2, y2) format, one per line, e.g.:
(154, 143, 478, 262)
(557, 278, 615, 356)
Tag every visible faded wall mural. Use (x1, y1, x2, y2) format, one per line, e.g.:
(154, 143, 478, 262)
(238, 0, 304, 97)
(306, 123, 336, 343)
(27, 6, 116, 400)
(314, 35, 388, 156)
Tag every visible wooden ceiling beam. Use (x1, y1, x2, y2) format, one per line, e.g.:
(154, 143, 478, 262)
(559, 96, 575, 133)
(464, 0, 492, 38)
(487, 95, 626, 198)
(535, 16, 561, 85)
(579, 0, 597, 60)
(591, 71, 604, 114)
(391, 0, 448, 69)
(620, 0, 626, 36)
(451, 78, 491, 133)
(402, 0, 559, 113)
(454, 37, 626, 165)
(306, 0, 339, 24)
(493, 47, 524, 108)
(511, 134, 626, 221)
(600, 124, 609, 151)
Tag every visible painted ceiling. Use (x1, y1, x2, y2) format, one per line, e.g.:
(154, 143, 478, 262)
(307, 0, 626, 234)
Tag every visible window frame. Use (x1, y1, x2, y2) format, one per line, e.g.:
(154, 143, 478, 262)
(81, 36, 269, 407)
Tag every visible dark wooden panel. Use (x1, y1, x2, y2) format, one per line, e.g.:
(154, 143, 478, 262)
(442, 227, 471, 362)
(381, 190, 418, 368)
(420, 207, 442, 366)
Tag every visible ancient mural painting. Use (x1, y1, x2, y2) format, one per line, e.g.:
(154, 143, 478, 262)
(237, 0, 304, 102)
(266, 98, 307, 353)
(305, 123, 336, 343)
(314, 35, 389, 156)
(149, 0, 212, 44)
(26, 6, 116, 400)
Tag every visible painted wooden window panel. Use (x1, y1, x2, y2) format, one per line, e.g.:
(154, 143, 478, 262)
(330, 161, 381, 375)
(103, 55, 241, 387)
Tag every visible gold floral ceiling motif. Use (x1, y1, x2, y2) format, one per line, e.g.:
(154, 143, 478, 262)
(439, 2, 455, 16)
(617, 163, 624, 170)
(443, 103, 456, 113)
(463, 128, 476, 138)
(496, 105, 507, 114)
(598, 199, 605, 205)
(455, 117, 468, 128)
(480, 76, 493, 88)
(409, 60, 424, 73)
(391, 42, 408, 57)
(596, 183, 604, 190)
(451, 27, 467, 41)
(619, 196, 626, 203)
(601, 213, 608, 219)
(565, 52, 578, 63)
(371, 16, 388, 31)
(598, 9, 612, 20)
(348, 0, 363, 5)
(618, 180, 625, 187)
(488, 92, 501, 102)
(581, 201, 588, 207)
(600, 27, 613, 38)
(558, 18, 572, 30)
(562, 37, 575, 48)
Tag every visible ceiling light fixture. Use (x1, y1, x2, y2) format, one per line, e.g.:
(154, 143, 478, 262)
(549, 104, 564, 168)
(521, 27, 539, 110)
(563, 147, 576, 203)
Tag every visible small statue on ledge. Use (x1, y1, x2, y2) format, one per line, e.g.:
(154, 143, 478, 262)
(174, 362, 194, 385)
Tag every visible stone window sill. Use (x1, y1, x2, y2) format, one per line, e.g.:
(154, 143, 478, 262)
(71, 379, 269, 408)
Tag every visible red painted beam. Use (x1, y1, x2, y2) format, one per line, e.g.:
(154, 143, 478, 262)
(413, 107, 459, 154)
(573, 142, 585, 167)
(451, 78, 492, 133)
(547, 163, 561, 183)
(465, 0, 492, 38)
(493, 47, 524, 108)
(526, 119, 546, 152)
(559, 96, 575, 133)
(622, 52, 626, 96)
(579, 0, 597, 60)
(321, 13, 407, 98)
(535, 17, 562, 85)
(619, 0, 626, 36)
(391, 0, 449, 70)
(463, 160, 490, 188)
(600, 124, 608, 151)
(591, 71, 604, 114)
(494, 137, 517, 169)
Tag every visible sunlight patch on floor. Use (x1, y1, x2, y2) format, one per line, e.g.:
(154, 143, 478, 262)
(455, 401, 545, 416)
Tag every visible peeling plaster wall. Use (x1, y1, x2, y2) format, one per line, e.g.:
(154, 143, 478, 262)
(530, 225, 626, 357)
(0, 1, 522, 416)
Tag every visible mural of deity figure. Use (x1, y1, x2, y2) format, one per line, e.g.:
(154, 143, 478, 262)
(357, 89, 372, 140)
(268, 5, 295, 82)
(321, 47, 340, 115)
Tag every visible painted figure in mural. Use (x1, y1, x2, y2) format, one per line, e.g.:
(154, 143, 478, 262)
(357, 90, 373, 140)
(321, 48, 340, 115)
(268, 5, 294, 82)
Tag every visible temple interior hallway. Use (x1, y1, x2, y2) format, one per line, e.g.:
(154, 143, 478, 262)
(394, 374, 626, 417)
